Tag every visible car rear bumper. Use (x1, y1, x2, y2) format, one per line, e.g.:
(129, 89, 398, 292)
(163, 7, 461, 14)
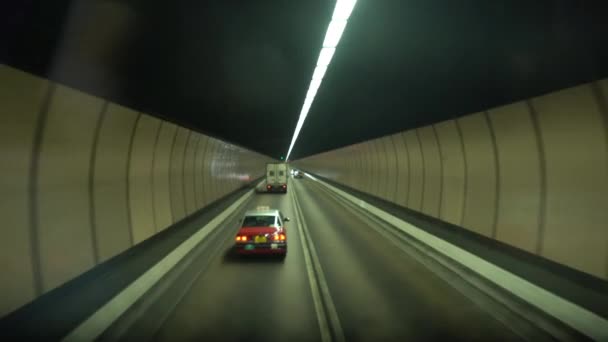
(235, 242, 287, 254)
(266, 186, 287, 193)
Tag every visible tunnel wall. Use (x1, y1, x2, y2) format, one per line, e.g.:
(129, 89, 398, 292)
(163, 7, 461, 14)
(0, 65, 269, 316)
(295, 79, 608, 280)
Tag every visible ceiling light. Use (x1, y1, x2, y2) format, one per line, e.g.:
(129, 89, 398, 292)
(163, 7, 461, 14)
(323, 20, 347, 47)
(285, 0, 357, 160)
(317, 47, 335, 67)
(309, 78, 322, 93)
(312, 65, 327, 80)
(333, 0, 357, 20)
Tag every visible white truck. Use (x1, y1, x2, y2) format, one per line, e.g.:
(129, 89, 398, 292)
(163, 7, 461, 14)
(265, 163, 288, 193)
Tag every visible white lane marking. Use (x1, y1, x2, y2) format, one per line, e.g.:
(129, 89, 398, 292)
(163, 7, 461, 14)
(62, 184, 260, 342)
(290, 184, 344, 342)
(307, 175, 608, 341)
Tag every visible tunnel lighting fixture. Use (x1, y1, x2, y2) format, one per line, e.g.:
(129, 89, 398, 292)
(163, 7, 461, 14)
(309, 77, 322, 93)
(312, 65, 327, 80)
(285, 0, 357, 161)
(323, 20, 347, 47)
(316, 47, 336, 67)
(332, 0, 357, 20)
(306, 89, 318, 103)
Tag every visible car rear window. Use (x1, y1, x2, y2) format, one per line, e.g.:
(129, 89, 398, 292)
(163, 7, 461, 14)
(242, 215, 276, 227)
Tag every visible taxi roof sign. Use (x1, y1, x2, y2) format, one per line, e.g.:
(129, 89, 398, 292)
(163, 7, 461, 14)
(256, 206, 270, 211)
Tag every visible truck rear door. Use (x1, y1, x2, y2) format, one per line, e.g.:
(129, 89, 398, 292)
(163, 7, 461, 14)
(266, 164, 277, 184)
(277, 164, 287, 185)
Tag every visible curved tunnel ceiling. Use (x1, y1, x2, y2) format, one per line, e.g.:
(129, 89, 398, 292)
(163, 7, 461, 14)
(3, 0, 608, 159)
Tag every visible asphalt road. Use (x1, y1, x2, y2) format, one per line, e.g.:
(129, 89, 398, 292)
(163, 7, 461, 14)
(135, 177, 532, 341)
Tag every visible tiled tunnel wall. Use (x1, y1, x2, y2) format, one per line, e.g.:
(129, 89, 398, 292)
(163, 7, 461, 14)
(296, 79, 608, 280)
(0, 65, 270, 316)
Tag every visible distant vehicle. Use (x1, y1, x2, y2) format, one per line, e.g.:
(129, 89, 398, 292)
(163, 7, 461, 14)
(234, 206, 289, 259)
(266, 163, 288, 193)
(293, 170, 304, 179)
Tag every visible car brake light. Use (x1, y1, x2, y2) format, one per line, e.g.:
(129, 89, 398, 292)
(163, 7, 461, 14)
(280, 234, 286, 241)
(282, 184, 286, 188)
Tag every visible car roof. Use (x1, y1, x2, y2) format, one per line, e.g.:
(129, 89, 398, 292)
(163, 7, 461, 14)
(243, 209, 280, 217)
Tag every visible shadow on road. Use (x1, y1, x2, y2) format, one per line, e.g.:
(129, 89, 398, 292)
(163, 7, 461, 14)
(222, 246, 285, 264)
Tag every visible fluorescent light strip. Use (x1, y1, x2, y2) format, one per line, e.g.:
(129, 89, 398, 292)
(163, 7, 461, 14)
(286, 0, 357, 160)
(323, 20, 347, 47)
(317, 47, 336, 67)
(309, 78, 322, 93)
(332, 0, 357, 20)
(312, 65, 327, 80)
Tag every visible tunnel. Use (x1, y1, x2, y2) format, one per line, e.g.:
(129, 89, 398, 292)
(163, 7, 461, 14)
(1, 0, 608, 341)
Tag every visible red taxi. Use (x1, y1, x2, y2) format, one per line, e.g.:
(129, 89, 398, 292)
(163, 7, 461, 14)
(234, 207, 289, 259)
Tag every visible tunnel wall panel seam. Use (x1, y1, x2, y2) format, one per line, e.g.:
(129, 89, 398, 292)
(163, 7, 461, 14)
(389, 136, 400, 203)
(37, 84, 103, 291)
(532, 85, 608, 277)
(87, 101, 109, 264)
(152, 122, 177, 232)
(591, 82, 608, 278)
(125, 113, 142, 247)
(193, 135, 205, 208)
(432, 125, 444, 218)
(385, 136, 398, 203)
(167, 125, 180, 223)
(383, 138, 392, 200)
(370, 140, 378, 197)
(398, 132, 411, 207)
(202, 138, 214, 207)
(149, 120, 164, 233)
(94, 104, 139, 262)
(28, 83, 55, 297)
(181, 130, 192, 215)
(379, 138, 389, 199)
(488, 103, 541, 253)
(415, 129, 425, 210)
(0, 67, 49, 314)
(184, 132, 198, 215)
(128, 116, 162, 243)
(526, 100, 548, 255)
(435, 120, 466, 226)
(483, 112, 501, 239)
(458, 113, 497, 237)
(376, 139, 385, 198)
(454, 119, 468, 227)
(169, 128, 188, 222)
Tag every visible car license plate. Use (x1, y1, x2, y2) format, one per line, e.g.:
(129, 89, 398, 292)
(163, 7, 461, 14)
(244, 244, 255, 250)
(254, 235, 267, 244)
